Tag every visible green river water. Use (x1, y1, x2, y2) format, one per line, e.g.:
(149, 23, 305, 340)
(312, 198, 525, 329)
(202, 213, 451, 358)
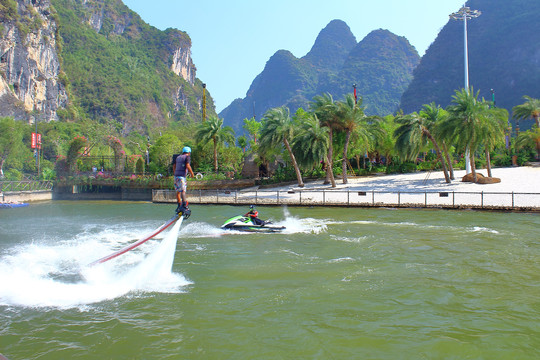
(1, 201, 539, 359)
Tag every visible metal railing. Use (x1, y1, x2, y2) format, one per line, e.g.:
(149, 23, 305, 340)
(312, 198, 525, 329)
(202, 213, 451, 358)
(0, 181, 54, 192)
(153, 189, 540, 211)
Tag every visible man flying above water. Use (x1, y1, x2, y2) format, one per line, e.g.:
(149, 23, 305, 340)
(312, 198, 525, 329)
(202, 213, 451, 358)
(172, 146, 195, 218)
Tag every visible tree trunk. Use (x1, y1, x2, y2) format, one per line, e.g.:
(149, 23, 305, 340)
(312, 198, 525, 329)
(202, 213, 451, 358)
(442, 143, 455, 180)
(470, 152, 477, 182)
(324, 130, 334, 185)
(342, 130, 351, 184)
(485, 148, 492, 178)
(213, 137, 218, 173)
(535, 114, 540, 160)
(326, 153, 336, 187)
(424, 130, 451, 183)
(283, 138, 304, 188)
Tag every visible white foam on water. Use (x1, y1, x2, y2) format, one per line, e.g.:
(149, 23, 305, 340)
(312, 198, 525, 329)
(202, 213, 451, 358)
(469, 226, 500, 234)
(0, 219, 190, 309)
(180, 221, 225, 238)
(272, 208, 328, 234)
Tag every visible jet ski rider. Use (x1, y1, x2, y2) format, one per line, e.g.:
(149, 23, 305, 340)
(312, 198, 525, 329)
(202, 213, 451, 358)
(245, 205, 265, 226)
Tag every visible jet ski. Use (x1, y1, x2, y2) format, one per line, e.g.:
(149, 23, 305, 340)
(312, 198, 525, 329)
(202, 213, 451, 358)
(221, 215, 286, 233)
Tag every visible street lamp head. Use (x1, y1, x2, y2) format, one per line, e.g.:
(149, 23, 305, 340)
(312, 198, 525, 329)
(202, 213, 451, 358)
(450, 6, 482, 20)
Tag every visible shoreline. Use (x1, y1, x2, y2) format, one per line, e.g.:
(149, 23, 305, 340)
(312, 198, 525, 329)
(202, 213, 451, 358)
(276, 165, 540, 194)
(151, 166, 540, 211)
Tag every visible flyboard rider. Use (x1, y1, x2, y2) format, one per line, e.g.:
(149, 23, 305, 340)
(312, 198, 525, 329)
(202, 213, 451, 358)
(172, 146, 195, 218)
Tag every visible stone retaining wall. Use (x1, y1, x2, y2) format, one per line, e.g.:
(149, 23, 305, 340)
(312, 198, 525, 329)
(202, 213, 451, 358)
(2, 190, 52, 203)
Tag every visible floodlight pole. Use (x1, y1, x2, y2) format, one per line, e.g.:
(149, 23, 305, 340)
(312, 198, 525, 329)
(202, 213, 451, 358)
(202, 83, 207, 122)
(450, 4, 481, 174)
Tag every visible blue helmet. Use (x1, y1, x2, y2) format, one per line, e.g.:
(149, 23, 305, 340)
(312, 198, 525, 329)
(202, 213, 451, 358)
(182, 146, 192, 153)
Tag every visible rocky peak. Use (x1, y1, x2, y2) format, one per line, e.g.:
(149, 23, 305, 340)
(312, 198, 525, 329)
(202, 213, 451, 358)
(303, 19, 357, 71)
(165, 30, 196, 85)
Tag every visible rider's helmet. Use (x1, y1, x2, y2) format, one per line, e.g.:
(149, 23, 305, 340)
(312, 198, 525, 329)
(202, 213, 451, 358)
(182, 146, 192, 154)
(250, 205, 255, 209)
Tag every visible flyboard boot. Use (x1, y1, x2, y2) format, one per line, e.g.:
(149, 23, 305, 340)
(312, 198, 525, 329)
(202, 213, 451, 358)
(176, 201, 191, 219)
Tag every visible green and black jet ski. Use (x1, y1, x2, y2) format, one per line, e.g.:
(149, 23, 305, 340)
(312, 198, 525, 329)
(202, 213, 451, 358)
(221, 215, 286, 233)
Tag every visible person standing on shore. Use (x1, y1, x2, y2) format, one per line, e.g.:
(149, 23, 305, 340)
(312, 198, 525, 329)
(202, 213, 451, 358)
(172, 146, 195, 218)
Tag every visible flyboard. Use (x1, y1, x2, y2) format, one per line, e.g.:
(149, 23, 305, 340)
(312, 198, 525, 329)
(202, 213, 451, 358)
(88, 214, 182, 266)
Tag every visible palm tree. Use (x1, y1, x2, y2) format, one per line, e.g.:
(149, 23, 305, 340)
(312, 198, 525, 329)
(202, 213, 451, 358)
(292, 113, 330, 171)
(513, 96, 540, 128)
(513, 96, 540, 156)
(259, 107, 304, 187)
(516, 127, 540, 160)
(336, 94, 370, 184)
(310, 93, 339, 187)
(237, 135, 248, 153)
(195, 116, 235, 173)
(369, 115, 395, 169)
(420, 102, 455, 180)
(243, 117, 261, 145)
(479, 107, 508, 177)
(394, 112, 451, 183)
(443, 88, 490, 182)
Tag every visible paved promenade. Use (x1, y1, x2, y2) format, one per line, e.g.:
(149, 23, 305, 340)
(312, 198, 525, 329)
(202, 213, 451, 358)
(154, 166, 540, 211)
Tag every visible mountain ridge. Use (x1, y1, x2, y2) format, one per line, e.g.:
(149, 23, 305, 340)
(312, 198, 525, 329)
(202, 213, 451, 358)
(219, 20, 419, 134)
(400, 0, 540, 128)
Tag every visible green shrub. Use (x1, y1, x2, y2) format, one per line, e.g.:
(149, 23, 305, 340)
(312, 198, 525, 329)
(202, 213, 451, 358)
(492, 152, 512, 167)
(135, 157, 145, 174)
(42, 167, 56, 180)
(4, 168, 23, 181)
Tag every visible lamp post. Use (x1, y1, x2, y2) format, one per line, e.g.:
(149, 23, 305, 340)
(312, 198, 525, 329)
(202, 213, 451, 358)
(450, 4, 481, 174)
(202, 83, 206, 122)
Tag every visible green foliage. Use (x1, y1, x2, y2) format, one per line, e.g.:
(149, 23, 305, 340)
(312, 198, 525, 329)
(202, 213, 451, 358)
(0, 117, 29, 175)
(385, 161, 417, 174)
(268, 165, 296, 183)
(50, 0, 215, 132)
(0, 0, 19, 21)
(4, 168, 23, 180)
(292, 110, 329, 169)
(149, 134, 182, 175)
(41, 167, 56, 180)
(195, 116, 236, 172)
(242, 117, 261, 146)
(66, 135, 88, 172)
(135, 157, 145, 174)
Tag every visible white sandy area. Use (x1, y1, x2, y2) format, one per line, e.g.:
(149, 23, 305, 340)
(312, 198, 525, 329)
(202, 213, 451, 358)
(257, 166, 539, 209)
(283, 166, 539, 194)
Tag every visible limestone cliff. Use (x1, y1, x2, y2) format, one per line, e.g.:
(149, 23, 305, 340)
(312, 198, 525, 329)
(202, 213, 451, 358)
(0, 0, 211, 132)
(75, 0, 196, 86)
(0, 0, 67, 123)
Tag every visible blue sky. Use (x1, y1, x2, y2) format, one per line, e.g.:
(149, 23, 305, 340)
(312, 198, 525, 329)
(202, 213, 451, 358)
(122, 0, 467, 112)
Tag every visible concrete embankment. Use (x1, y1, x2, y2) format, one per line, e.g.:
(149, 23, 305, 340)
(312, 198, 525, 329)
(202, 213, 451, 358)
(2, 190, 52, 203)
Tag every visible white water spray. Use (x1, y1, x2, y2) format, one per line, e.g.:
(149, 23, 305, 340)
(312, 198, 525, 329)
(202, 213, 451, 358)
(0, 219, 190, 309)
